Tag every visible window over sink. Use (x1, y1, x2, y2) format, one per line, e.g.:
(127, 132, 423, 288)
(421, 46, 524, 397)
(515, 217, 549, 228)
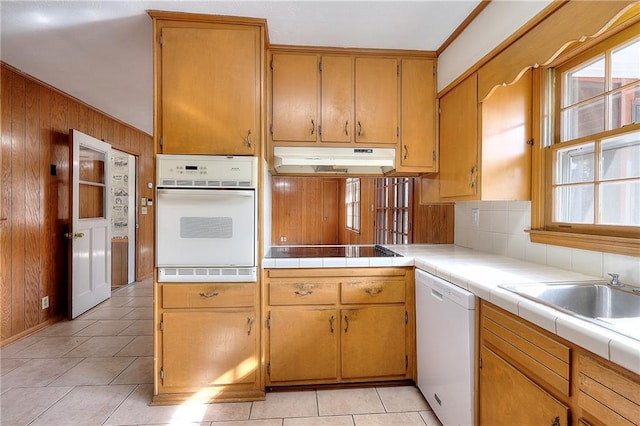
(532, 24, 640, 254)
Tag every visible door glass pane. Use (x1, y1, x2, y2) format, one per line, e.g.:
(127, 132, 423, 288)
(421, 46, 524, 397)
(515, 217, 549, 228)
(554, 184, 594, 223)
(79, 146, 106, 219)
(564, 56, 605, 107)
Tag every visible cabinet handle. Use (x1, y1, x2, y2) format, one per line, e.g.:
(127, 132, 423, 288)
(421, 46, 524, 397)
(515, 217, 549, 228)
(245, 129, 252, 147)
(550, 416, 560, 426)
(329, 315, 335, 333)
(294, 289, 313, 296)
(403, 144, 409, 160)
(357, 121, 363, 137)
(344, 120, 349, 136)
(199, 291, 219, 298)
(364, 287, 383, 296)
(344, 315, 349, 333)
(247, 317, 254, 336)
(311, 119, 315, 135)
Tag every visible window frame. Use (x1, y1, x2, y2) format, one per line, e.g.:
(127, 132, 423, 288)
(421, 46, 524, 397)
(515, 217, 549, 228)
(531, 23, 640, 256)
(345, 177, 361, 233)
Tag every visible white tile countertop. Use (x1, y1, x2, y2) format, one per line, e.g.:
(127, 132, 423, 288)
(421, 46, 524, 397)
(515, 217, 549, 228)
(262, 243, 640, 375)
(388, 244, 640, 376)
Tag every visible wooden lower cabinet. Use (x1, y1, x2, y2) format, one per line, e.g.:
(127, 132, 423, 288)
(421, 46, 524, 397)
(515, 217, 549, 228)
(153, 283, 263, 404)
(479, 300, 640, 426)
(341, 306, 407, 379)
(480, 345, 569, 426)
(264, 268, 414, 386)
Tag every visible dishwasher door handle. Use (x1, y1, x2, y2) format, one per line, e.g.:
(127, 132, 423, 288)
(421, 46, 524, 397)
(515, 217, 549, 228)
(431, 289, 444, 301)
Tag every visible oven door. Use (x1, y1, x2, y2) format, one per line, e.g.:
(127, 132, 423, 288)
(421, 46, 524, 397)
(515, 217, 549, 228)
(156, 188, 256, 282)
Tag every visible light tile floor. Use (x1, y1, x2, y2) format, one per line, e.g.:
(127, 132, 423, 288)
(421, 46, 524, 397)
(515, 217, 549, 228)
(1, 278, 442, 426)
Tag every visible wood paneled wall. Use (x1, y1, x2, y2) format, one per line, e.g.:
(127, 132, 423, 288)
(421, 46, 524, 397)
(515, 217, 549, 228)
(0, 63, 154, 344)
(271, 176, 454, 246)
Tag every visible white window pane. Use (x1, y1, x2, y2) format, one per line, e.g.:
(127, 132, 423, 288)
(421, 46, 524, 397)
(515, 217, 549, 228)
(554, 184, 594, 223)
(611, 84, 640, 129)
(561, 98, 605, 141)
(611, 38, 640, 87)
(564, 56, 605, 107)
(555, 143, 595, 184)
(599, 180, 640, 225)
(601, 131, 640, 180)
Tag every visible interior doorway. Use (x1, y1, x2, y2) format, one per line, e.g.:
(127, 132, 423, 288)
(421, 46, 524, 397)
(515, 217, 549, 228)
(110, 150, 137, 288)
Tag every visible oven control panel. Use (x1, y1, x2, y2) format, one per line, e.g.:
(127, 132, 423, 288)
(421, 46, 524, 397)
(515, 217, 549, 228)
(156, 155, 257, 188)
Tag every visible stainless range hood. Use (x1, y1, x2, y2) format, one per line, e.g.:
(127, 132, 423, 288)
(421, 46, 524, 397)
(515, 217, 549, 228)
(273, 146, 396, 175)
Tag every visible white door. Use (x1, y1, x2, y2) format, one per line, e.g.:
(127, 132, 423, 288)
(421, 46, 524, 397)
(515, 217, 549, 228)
(69, 129, 112, 318)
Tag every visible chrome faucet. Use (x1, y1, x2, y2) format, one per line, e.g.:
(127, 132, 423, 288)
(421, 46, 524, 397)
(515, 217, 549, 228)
(607, 273, 624, 287)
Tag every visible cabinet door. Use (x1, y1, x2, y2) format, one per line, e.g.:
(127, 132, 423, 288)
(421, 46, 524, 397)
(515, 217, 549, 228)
(479, 346, 569, 426)
(399, 58, 436, 171)
(439, 73, 478, 198)
(321, 56, 354, 143)
(268, 308, 338, 383)
(355, 57, 398, 144)
(341, 306, 406, 379)
(162, 311, 257, 388)
(161, 26, 259, 155)
(480, 68, 532, 200)
(271, 53, 319, 142)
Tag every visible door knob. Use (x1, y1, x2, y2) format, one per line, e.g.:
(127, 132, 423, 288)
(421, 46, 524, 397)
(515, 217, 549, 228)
(65, 232, 85, 239)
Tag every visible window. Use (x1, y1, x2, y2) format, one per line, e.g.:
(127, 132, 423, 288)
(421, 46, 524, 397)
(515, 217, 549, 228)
(345, 178, 360, 232)
(374, 178, 412, 244)
(542, 27, 640, 243)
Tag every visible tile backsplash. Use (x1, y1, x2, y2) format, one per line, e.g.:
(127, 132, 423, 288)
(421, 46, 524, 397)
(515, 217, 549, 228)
(454, 201, 640, 286)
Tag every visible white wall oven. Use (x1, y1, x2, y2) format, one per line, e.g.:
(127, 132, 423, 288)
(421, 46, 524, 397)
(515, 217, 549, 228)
(156, 155, 257, 282)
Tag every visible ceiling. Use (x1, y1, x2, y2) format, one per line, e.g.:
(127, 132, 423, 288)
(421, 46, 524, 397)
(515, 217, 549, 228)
(1, 1, 482, 135)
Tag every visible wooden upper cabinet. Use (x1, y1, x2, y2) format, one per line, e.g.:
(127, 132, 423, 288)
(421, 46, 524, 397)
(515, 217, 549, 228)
(154, 16, 263, 155)
(321, 56, 354, 143)
(398, 58, 437, 173)
(421, 68, 532, 202)
(271, 53, 319, 142)
(355, 57, 399, 144)
(480, 68, 532, 200)
(439, 73, 478, 199)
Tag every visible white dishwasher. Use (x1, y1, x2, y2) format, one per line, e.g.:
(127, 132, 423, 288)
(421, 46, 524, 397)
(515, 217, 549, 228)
(416, 269, 476, 426)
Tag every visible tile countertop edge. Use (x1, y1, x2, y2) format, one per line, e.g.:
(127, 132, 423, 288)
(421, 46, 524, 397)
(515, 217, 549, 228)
(262, 244, 640, 375)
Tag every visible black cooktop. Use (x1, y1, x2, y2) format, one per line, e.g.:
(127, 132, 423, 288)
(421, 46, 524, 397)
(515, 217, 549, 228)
(267, 245, 401, 258)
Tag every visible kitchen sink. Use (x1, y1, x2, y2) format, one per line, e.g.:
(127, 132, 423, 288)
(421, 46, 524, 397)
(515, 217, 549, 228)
(499, 281, 640, 341)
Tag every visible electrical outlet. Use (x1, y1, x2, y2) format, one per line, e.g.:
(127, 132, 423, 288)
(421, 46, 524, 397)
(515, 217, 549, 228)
(471, 208, 480, 226)
(41, 296, 49, 310)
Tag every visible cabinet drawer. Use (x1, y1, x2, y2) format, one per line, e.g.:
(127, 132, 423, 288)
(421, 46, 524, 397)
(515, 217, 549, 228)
(341, 279, 405, 304)
(162, 283, 254, 309)
(269, 281, 338, 305)
(578, 355, 640, 426)
(480, 302, 570, 396)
